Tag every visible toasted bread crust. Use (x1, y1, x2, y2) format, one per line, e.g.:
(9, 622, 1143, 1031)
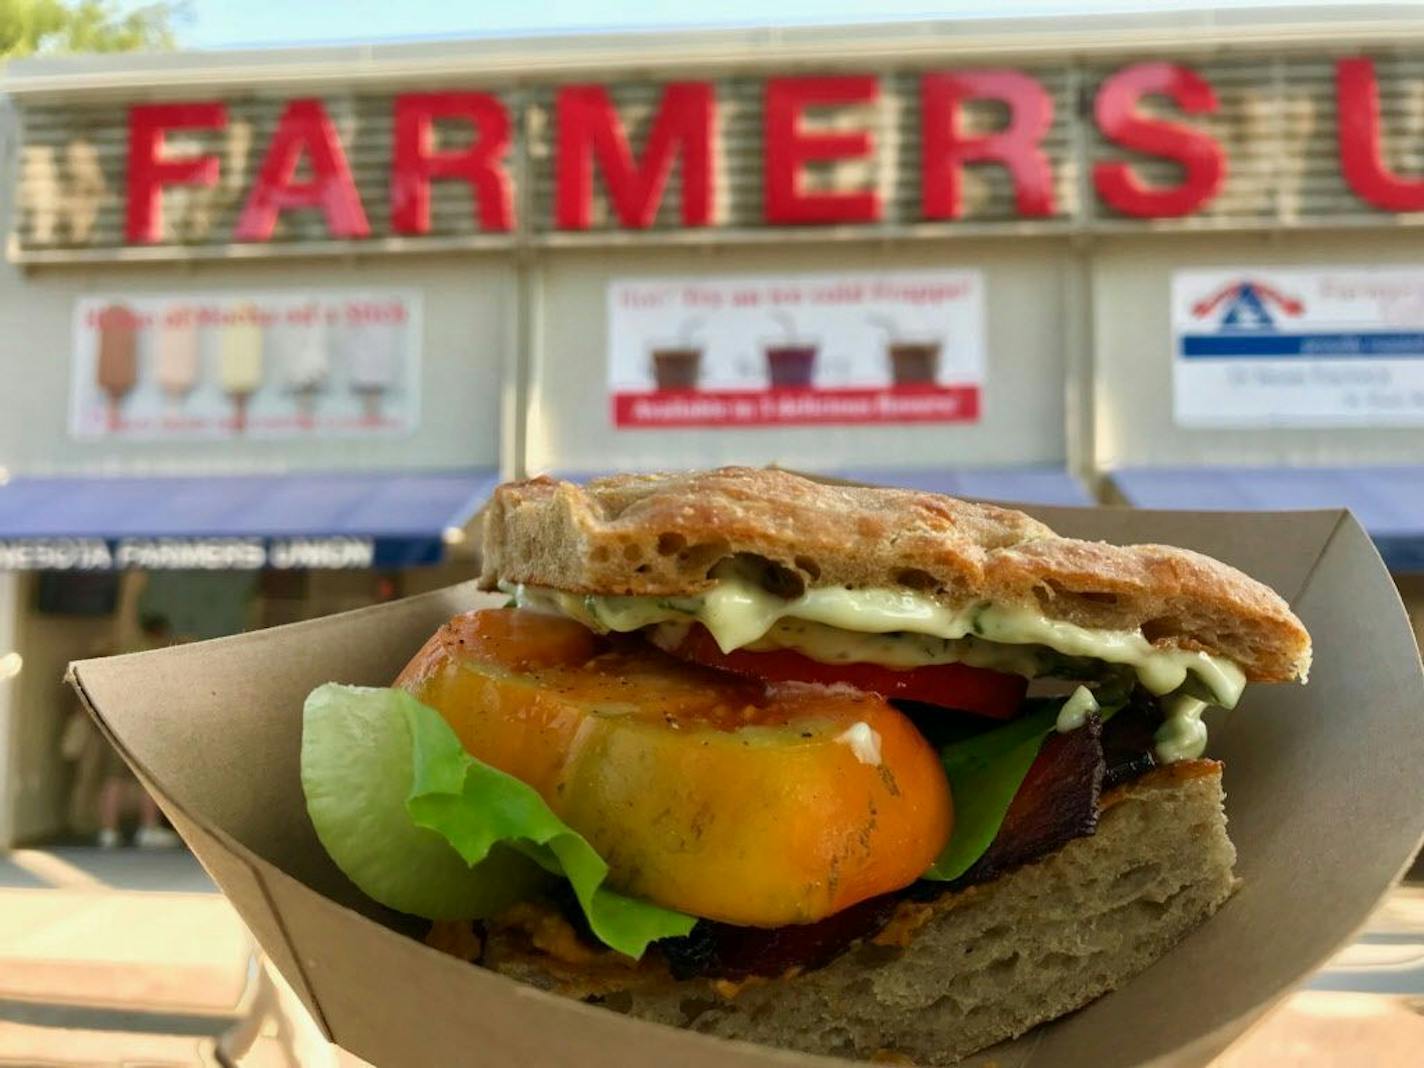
(482, 763, 1238, 1066)
(479, 468, 1310, 683)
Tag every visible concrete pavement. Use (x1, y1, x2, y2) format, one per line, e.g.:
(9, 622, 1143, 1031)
(0, 843, 1420, 1066)
(0, 843, 362, 1068)
(0, 844, 248, 1066)
(0, 843, 218, 894)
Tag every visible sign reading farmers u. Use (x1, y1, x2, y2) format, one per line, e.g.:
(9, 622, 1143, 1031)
(12, 53, 1424, 259)
(608, 271, 985, 428)
(1173, 268, 1424, 427)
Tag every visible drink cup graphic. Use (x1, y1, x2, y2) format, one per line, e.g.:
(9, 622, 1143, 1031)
(650, 346, 702, 390)
(764, 342, 818, 388)
(888, 340, 942, 385)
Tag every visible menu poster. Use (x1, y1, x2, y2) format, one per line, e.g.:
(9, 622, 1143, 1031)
(1174, 267, 1424, 427)
(607, 270, 986, 428)
(70, 291, 422, 440)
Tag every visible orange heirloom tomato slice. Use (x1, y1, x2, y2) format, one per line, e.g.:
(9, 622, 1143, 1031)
(395, 608, 953, 928)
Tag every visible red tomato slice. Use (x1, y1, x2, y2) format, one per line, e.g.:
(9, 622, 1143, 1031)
(665, 626, 1028, 719)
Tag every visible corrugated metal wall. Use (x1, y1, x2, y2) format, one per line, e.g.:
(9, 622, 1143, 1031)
(9, 49, 1424, 260)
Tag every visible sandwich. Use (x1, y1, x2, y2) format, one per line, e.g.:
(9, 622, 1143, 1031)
(300, 467, 1311, 1065)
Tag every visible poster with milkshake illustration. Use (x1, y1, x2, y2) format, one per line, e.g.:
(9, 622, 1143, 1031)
(70, 290, 421, 440)
(607, 270, 985, 428)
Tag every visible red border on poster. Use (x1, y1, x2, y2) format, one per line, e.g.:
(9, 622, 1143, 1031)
(612, 385, 980, 428)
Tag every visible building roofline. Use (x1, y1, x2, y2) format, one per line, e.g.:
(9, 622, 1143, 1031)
(3, 5, 1424, 99)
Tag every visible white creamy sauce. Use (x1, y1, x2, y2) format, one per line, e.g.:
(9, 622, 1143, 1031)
(1055, 686, 1100, 733)
(834, 722, 883, 766)
(508, 573, 1249, 764)
(1154, 695, 1210, 763)
(509, 576, 1245, 710)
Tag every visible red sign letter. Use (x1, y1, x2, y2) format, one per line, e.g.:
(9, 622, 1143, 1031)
(555, 82, 714, 229)
(391, 92, 513, 234)
(235, 99, 370, 241)
(1093, 63, 1225, 218)
(1337, 57, 1424, 212)
(764, 76, 880, 225)
(125, 103, 227, 244)
(921, 70, 1055, 220)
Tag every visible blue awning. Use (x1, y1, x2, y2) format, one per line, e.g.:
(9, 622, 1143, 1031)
(549, 466, 1092, 507)
(0, 470, 498, 571)
(1109, 466, 1424, 572)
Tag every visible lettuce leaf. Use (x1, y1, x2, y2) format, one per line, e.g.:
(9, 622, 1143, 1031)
(303, 684, 547, 921)
(302, 684, 695, 958)
(401, 692, 696, 957)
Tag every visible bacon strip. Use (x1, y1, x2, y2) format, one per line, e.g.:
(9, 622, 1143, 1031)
(1102, 705, 1160, 790)
(659, 891, 902, 981)
(953, 714, 1104, 888)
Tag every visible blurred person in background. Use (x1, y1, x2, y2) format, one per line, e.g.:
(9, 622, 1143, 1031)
(61, 613, 180, 848)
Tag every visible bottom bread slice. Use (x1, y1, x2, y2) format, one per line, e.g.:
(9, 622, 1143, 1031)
(491, 761, 1238, 1066)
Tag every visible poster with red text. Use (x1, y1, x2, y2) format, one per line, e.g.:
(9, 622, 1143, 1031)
(608, 270, 985, 428)
(70, 290, 421, 440)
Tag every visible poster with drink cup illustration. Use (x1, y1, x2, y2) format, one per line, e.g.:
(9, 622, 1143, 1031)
(607, 270, 985, 428)
(70, 291, 421, 440)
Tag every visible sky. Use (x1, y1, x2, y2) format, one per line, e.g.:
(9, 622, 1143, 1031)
(173, 0, 1389, 50)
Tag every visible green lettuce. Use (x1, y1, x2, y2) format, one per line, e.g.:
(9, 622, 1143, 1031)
(302, 684, 546, 921)
(302, 684, 695, 958)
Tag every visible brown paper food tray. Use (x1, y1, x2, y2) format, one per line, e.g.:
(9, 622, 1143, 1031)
(68, 502, 1424, 1068)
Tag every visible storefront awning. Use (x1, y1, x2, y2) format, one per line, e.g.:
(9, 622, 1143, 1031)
(549, 466, 1091, 507)
(0, 470, 498, 571)
(833, 466, 1093, 507)
(1108, 466, 1424, 573)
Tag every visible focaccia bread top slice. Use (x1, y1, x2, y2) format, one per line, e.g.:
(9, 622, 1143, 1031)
(478, 467, 1311, 684)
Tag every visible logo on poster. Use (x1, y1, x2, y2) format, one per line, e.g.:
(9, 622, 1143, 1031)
(1190, 281, 1304, 332)
(1173, 266, 1424, 428)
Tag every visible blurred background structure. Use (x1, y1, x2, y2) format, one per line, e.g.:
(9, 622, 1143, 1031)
(0, 1, 1423, 1063)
